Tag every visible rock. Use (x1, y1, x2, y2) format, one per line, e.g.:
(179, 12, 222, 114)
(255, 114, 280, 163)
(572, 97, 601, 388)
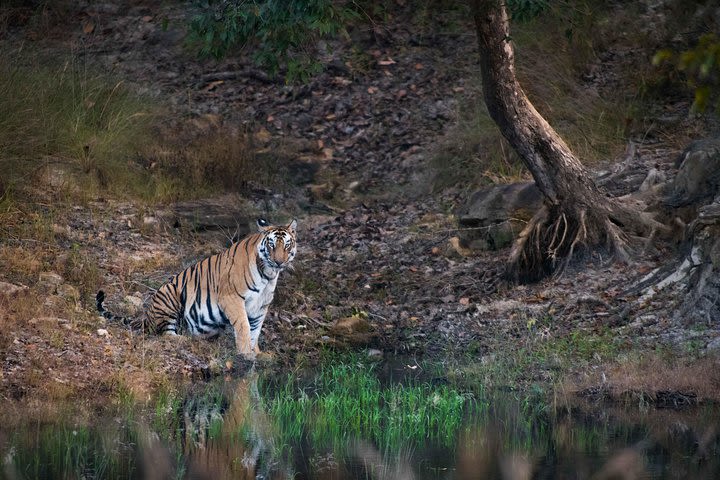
(57, 284, 80, 303)
(706, 337, 720, 352)
(29, 316, 69, 325)
(660, 138, 720, 323)
(43, 295, 68, 310)
(97, 329, 109, 337)
(456, 182, 542, 251)
(0, 281, 26, 297)
(366, 348, 383, 359)
(37, 272, 64, 294)
(642, 140, 720, 324)
(123, 295, 144, 315)
(36, 163, 79, 195)
(665, 138, 720, 209)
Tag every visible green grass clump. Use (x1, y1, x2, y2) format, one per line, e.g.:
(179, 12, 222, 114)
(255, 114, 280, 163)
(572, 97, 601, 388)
(261, 361, 471, 452)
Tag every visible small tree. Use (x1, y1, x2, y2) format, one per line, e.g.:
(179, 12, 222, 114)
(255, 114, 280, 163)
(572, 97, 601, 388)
(469, 0, 662, 280)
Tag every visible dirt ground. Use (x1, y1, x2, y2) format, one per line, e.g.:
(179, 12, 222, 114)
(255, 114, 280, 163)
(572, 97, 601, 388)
(1, 0, 719, 406)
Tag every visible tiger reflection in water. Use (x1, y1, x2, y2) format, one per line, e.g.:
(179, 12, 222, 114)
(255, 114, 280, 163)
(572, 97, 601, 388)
(181, 373, 289, 480)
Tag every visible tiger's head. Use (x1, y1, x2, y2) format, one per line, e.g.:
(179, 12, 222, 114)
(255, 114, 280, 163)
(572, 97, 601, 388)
(256, 218, 297, 270)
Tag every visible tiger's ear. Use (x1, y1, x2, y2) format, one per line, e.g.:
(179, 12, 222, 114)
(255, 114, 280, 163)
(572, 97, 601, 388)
(256, 218, 271, 231)
(287, 219, 297, 234)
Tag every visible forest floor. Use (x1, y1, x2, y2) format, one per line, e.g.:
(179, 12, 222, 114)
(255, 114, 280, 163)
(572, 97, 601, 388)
(1, 1, 719, 409)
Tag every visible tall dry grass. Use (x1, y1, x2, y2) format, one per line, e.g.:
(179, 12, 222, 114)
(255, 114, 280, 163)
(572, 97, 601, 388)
(0, 50, 160, 200)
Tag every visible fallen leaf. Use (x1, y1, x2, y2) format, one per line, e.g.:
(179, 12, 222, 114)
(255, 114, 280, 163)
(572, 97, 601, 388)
(83, 21, 95, 34)
(459, 297, 470, 306)
(254, 127, 271, 143)
(367, 86, 379, 94)
(414, 63, 424, 70)
(378, 58, 396, 66)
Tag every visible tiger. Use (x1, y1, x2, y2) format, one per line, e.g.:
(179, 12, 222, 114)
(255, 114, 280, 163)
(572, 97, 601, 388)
(96, 218, 297, 360)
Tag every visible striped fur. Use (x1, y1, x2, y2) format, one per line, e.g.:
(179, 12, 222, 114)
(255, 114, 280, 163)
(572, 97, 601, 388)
(97, 218, 297, 359)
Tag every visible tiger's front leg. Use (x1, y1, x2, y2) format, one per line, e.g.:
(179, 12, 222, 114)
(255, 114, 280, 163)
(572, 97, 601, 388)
(218, 296, 254, 360)
(249, 308, 268, 355)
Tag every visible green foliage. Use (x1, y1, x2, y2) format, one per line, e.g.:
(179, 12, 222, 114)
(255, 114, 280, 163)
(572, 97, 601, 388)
(188, 0, 358, 83)
(654, 33, 720, 113)
(507, 0, 549, 21)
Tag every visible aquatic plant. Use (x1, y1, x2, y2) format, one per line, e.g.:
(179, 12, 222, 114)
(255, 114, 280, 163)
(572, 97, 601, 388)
(260, 361, 472, 453)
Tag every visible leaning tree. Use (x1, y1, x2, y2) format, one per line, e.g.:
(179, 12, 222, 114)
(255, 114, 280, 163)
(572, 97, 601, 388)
(469, 0, 664, 281)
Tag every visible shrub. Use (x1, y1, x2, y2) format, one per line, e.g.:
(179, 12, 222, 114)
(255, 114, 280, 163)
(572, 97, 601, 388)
(188, 0, 358, 83)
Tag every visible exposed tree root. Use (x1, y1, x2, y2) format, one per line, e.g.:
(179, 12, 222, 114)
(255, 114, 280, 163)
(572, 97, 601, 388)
(505, 197, 663, 282)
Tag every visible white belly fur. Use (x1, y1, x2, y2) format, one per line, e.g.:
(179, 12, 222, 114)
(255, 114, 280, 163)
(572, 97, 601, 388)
(245, 273, 278, 349)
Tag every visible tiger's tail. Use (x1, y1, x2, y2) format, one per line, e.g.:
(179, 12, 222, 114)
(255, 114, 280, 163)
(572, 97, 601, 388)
(96, 290, 146, 331)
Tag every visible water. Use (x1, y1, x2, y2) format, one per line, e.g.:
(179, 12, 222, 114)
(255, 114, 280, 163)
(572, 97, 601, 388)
(2, 362, 719, 479)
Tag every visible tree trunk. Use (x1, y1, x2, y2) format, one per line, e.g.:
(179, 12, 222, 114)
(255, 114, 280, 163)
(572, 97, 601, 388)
(469, 0, 656, 280)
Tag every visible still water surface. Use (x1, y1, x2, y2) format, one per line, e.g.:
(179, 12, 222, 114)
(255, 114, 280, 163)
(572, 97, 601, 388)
(2, 361, 719, 479)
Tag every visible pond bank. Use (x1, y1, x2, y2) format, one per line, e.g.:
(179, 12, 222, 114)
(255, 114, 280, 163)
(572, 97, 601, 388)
(1, 0, 719, 440)
(2, 355, 720, 479)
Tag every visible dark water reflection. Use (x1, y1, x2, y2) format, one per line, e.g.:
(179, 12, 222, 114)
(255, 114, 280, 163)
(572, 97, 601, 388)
(2, 368, 720, 480)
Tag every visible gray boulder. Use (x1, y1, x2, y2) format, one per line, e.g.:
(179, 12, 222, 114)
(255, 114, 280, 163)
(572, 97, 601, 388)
(456, 182, 542, 250)
(665, 138, 720, 208)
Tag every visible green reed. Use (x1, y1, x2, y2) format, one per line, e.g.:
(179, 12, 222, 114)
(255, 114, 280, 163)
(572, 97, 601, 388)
(261, 361, 472, 452)
(6, 423, 137, 479)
